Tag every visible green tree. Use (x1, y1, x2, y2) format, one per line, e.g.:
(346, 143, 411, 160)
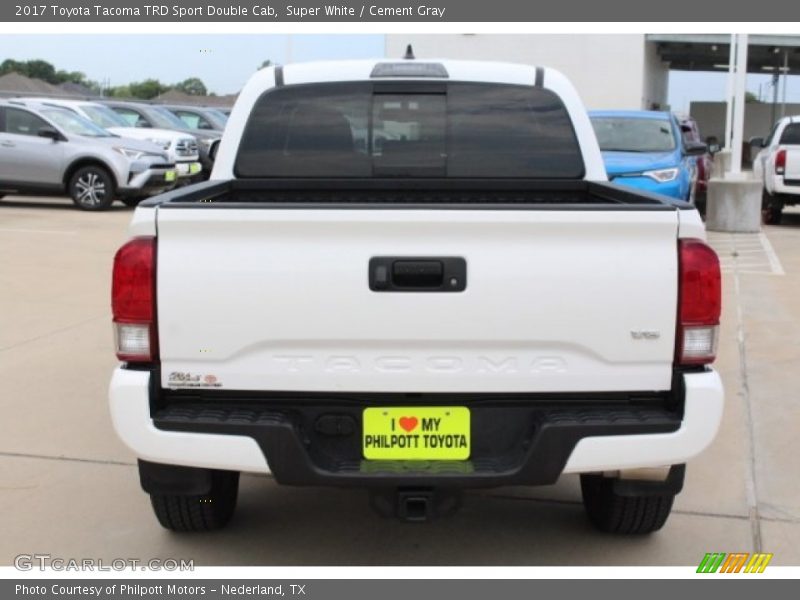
(54, 70, 88, 85)
(108, 85, 132, 98)
(0, 59, 93, 89)
(127, 79, 167, 100)
(0, 58, 58, 82)
(0, 59, 25, 76)
(174, 77, 207, 96)
(23, 59, 58, 83)
(745, 91, 761, 103)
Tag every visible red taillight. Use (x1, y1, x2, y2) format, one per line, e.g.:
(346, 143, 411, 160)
(677, 239, 721, 366)
(776, 149, 786, 175)
(696, 157, 706, 180)
(112, 237, 157, 362)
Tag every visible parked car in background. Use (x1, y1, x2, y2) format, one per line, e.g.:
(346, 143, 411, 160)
(0, 99, 175, 210)
(19, 98, 201, 188)
(752, 115, 800, 225)
(161, 104, 227, 132)
(678, 114, 715, 215)
(589, 110, 707, 204)
(102, 100, 219, 178)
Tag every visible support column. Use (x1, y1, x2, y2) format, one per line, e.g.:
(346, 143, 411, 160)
(706, 34, 763, 233)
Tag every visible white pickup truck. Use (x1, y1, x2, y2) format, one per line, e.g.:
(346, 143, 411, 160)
(109, 59, 724, 534)
(753, 115, 800, 224)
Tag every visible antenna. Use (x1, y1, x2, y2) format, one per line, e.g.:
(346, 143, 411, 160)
(403, 44, 415, 60)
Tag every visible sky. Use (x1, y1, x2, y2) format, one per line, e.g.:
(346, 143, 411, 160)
(0, 35, 386, 95)
(0, 34, 798, 109)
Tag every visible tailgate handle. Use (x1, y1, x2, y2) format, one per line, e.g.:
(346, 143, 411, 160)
(393, 260, 443, 287)
(369, 257, 466, 292)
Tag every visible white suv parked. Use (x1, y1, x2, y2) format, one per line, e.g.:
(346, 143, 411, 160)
(21, 98, 202, 182)
(0, 100, 176, 210)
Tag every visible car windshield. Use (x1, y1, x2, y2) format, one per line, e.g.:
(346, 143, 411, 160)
(591, 117, 677, 153)
(41, 108, 112, 137)
(206, 108, 229, 125)
(81, 104, 129, 128)
(149, 106, 189, 129)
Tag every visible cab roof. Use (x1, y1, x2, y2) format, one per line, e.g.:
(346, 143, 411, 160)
(277, 58, 550, 87)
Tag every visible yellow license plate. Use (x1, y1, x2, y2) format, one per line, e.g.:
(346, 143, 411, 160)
(363, 407, 470, 460)
(164, 170, 177, 182)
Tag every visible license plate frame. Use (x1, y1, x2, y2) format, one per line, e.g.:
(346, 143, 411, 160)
(362, 406, 470, 460)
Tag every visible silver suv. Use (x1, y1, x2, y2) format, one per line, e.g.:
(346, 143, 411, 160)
(0, 100, 177, 210)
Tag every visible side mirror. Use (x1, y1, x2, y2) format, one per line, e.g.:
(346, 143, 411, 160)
(684, 141, 708, 156)
(748, 136, 765, 148)
(37, 126, 63, 141)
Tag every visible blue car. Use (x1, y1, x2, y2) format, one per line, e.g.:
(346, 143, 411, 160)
(589, 110, 707, 203)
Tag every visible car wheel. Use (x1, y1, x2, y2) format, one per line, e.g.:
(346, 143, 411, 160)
(761, 190, 783, 225)
(69, 166, 115, 211)
(149, 470, 239, 532)
(580, 474, 675, 534)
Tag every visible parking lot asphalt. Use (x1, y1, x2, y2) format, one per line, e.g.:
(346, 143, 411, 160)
(1, 194, 798, 566)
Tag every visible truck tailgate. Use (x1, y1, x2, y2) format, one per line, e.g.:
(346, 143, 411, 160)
(156, 208, 679, 393)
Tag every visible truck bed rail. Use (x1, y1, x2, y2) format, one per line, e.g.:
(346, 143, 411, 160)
(142, 179, 694, 211)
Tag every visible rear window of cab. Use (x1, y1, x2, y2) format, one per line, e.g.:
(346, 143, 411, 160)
(779, 123, 800, 145)
(234, 82, 585, 179)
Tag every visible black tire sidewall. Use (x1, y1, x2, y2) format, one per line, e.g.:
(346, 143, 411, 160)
(761, 189, 783, 225)
(149, 470, 239, 532)
(580, 473, 675, 534)
(69, 166, 115, 211)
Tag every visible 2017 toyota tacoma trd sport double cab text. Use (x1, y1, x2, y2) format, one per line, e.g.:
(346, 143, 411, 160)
(109, 59, 724, 534)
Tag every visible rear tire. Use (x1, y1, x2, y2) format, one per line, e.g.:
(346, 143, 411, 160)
(580, 474, 675, 534)
(68, 165, 115, 211)
(149, 470, 240, 532)
(762, 190, 783, 225)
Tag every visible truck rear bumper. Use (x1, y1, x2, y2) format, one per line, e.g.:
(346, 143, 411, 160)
(109, 369, 723, 485)
(773, 179, 800, 198)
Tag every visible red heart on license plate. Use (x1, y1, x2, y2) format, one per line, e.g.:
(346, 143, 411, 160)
(399, 416, 418, 432)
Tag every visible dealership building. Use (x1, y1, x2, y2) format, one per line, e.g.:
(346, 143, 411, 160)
(386, 34, 669, 111)
(386, 34, 800, 118)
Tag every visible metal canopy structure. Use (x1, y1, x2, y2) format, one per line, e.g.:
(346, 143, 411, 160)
(647, 34, 800, 75)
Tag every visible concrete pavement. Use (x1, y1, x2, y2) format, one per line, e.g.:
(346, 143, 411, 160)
(1, 195, 798, 566)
